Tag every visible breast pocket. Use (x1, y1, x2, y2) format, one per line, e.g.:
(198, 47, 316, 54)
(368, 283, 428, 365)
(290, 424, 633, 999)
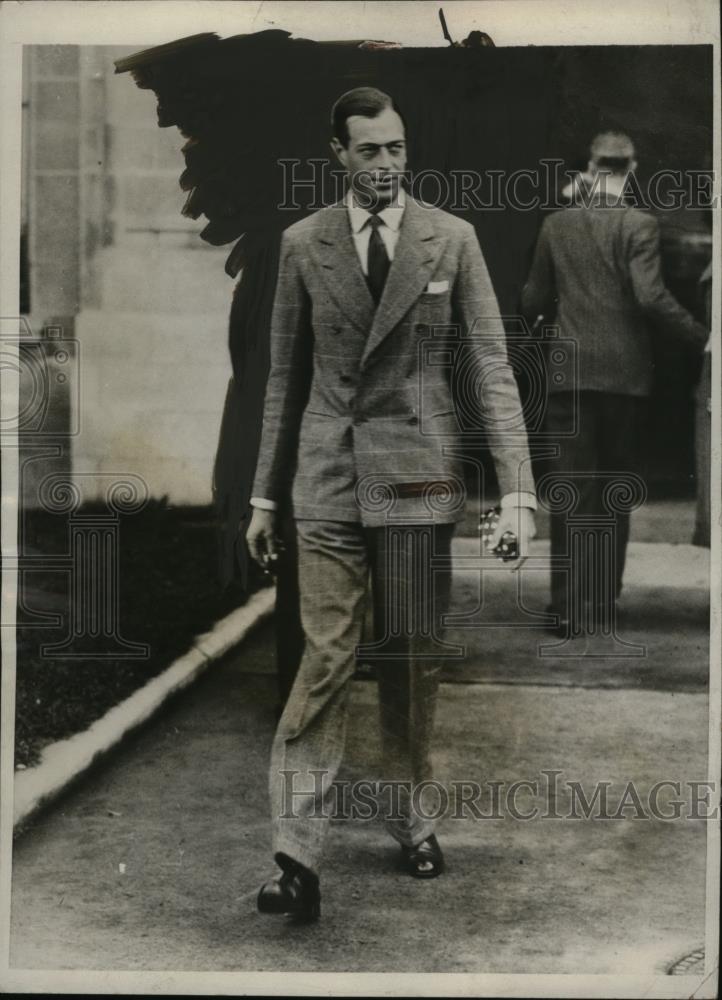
(418, 291, 451, 307)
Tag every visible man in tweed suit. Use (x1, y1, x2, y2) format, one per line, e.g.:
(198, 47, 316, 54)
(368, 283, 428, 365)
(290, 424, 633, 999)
(522, 132, 707, 634)
(248, 87, 536, 920)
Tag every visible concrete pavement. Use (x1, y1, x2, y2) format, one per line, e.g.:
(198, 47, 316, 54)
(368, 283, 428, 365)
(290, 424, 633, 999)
(9, 541, 712, 976)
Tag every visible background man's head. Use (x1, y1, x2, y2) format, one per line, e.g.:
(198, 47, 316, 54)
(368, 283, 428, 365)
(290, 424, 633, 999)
(588, 131, 637, 176)
(330, 87, 407, 210)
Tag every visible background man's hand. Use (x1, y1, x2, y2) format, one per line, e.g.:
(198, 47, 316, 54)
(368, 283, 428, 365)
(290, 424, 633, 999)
(245, 507, 280, 571)
(487, 508, 537, 559)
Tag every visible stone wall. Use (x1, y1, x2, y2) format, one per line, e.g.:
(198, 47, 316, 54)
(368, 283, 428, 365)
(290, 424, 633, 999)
(23, 45, 234, 507)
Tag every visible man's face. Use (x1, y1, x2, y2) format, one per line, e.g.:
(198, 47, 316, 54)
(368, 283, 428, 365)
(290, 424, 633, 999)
(331, 107, 407, 210)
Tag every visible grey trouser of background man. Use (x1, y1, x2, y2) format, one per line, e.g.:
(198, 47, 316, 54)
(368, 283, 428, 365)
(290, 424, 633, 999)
(545, 391, 647, 620)
(270, 519, 455, 873)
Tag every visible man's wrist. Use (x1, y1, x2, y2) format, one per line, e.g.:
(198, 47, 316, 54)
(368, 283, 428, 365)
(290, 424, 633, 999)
(499, 491, 537, 511)
(250, 496, 278, 512)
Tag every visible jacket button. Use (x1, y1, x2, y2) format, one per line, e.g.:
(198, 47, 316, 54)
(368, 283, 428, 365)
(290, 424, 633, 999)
(408, 415, 419, 425)
(340, 374, 352, 384)
(331, 326, 341, 335)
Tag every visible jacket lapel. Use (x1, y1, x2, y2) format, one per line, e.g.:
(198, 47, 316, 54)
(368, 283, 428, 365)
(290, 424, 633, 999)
(308, 202, 375, 336)
(360, 198, 442, 369)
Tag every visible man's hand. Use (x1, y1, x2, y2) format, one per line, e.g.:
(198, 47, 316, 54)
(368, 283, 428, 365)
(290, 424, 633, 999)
(246, 507, 280, 572)
(486, 507, 537, 559)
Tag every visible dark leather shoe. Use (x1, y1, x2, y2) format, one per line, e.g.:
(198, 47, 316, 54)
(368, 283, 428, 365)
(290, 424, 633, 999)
(257, 862, 320, 922)
(401, 834, 444, 878)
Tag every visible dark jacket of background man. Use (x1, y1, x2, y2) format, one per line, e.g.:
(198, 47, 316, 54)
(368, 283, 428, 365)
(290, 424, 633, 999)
(522, 191, 708, 397)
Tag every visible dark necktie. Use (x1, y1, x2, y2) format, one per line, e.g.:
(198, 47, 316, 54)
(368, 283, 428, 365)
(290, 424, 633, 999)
(366, 214, 390, 305)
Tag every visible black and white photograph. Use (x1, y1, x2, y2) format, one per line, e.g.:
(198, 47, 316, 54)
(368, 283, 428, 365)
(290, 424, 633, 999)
(0, 1, 719, 996)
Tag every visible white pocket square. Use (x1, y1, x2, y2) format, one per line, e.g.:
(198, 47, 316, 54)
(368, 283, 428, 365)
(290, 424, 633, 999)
(424, 280, 449, 294)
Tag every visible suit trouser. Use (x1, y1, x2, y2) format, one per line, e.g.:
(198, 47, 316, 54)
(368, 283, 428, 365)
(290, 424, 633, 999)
(273, 506, 305, 709)
(270, 518, 454, 873)
(545, 391, 647, 620)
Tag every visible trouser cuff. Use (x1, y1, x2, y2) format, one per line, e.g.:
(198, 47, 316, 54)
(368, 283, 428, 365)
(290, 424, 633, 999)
(273, 838, 321, 877)
(385, 817, 437, 848)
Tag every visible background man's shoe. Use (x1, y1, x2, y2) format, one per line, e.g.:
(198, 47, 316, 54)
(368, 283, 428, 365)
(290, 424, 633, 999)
(401, 834, 444, 878)
(257, 864, 320, 922)
(545, 605, 570, 636)
(546, 602, 622, 636)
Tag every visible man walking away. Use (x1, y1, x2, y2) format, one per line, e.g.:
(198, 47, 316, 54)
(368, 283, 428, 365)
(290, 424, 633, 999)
(522, 132, 708, 635)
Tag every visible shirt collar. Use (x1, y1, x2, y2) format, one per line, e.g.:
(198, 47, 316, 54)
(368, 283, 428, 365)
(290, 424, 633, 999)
(562, 171, 630, 205)
(345, 187, 406, 234)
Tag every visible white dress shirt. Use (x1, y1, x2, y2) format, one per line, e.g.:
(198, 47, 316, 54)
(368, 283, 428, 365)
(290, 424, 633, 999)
(346, 188, 405, 273)
(251, 190, 536, 514)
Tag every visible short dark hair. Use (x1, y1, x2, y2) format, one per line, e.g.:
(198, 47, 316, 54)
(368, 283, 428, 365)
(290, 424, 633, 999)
(331, 87, 404, 147)
(594, 155, 633, 175)
(589, 132, 635, 175)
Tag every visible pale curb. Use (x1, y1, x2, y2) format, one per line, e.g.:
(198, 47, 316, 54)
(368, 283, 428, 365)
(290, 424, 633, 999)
(13, 586, 276, 830)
